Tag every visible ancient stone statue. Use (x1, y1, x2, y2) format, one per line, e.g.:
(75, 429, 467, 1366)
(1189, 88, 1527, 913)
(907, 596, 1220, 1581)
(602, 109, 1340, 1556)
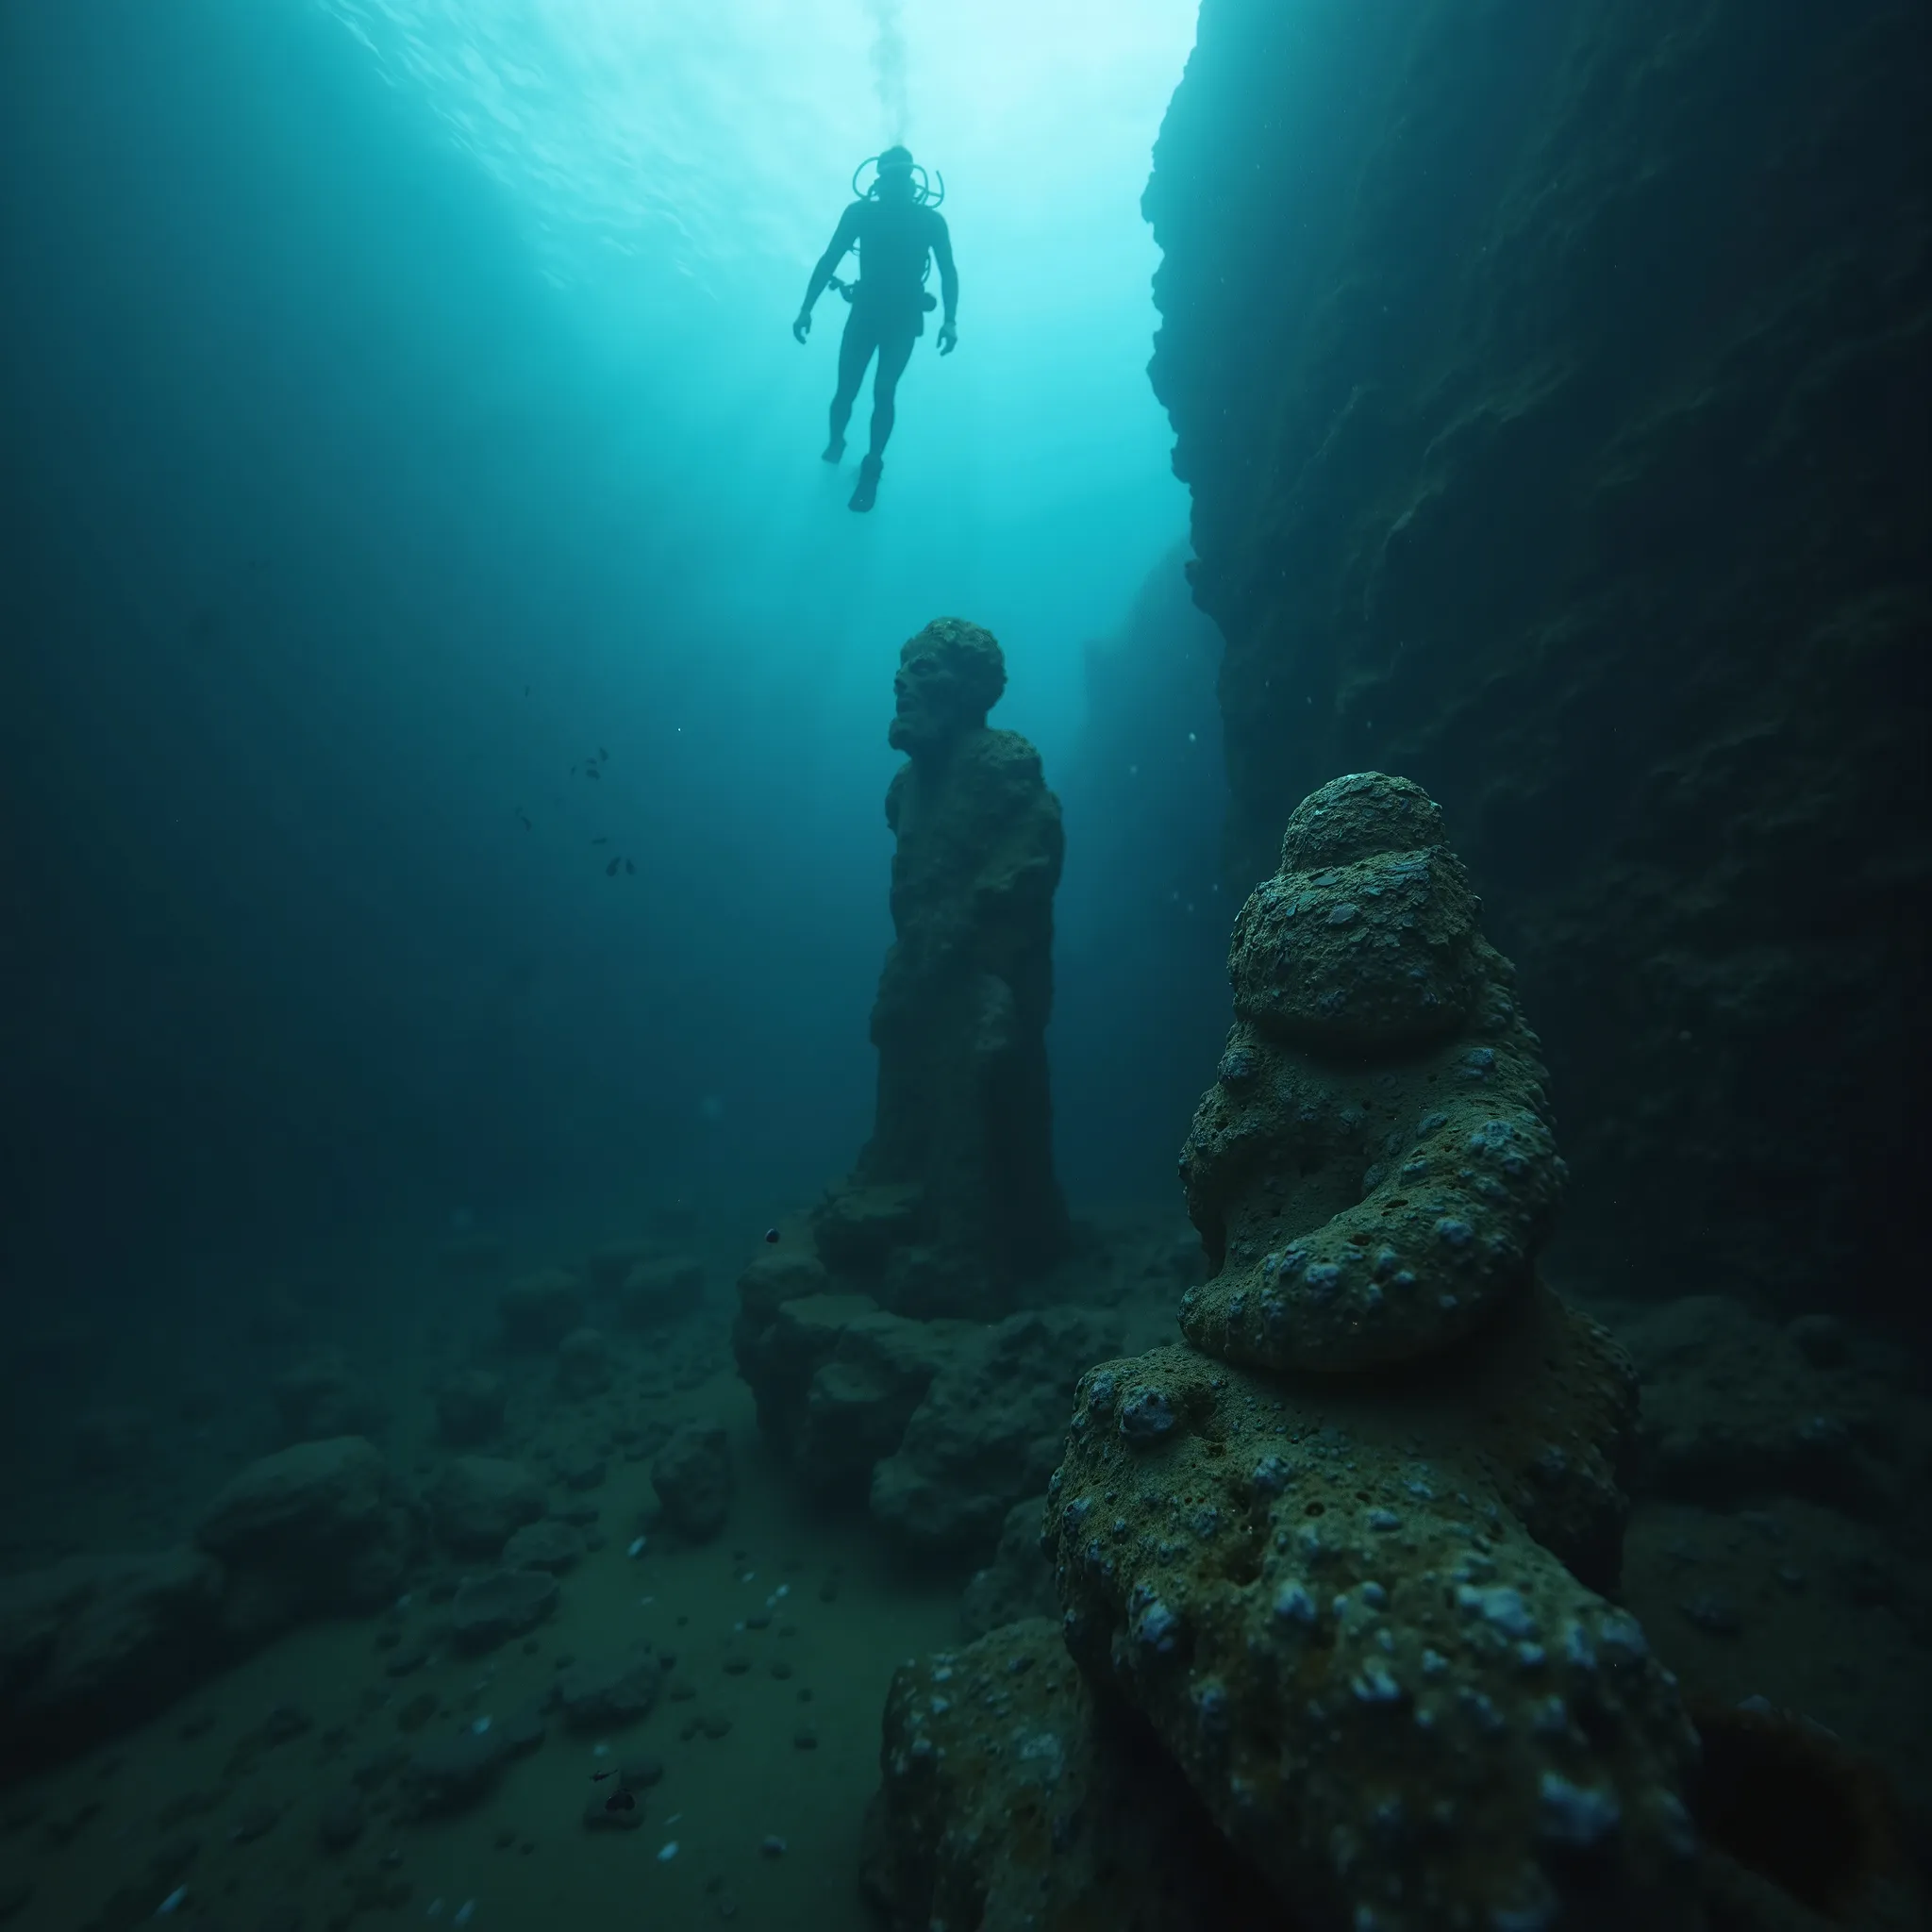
(818, 617, 1070, 1318)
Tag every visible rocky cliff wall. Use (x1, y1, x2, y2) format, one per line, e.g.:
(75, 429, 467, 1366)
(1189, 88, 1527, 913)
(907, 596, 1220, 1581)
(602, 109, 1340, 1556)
(1148, 0, 1929, 1318)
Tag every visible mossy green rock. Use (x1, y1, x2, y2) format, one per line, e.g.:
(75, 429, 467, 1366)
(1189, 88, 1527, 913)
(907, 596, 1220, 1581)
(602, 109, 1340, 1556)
(1182, 772, 1566, 1373)
(1046, 1286, 1701, 1932)
(863, 1619, 1286, 1932)
(1230, 773, 1483, 1049)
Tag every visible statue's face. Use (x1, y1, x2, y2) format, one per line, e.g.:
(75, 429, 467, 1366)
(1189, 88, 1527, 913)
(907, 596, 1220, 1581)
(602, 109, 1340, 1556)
(889, 641, 974, 754)
(886, 620, 1006, 755)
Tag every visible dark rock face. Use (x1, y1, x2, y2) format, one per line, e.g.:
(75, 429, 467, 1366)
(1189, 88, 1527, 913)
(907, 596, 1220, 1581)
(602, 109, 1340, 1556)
(1146, 0, 1931, 1322)
(0, 1549, 227, 1782)
(1608, 1292, 1931, 1521)
(650, 1420, 733, 1541)
(818, 618, 1070, 1321)
(196, 1436, 419, 1636)
(861, 1619, 1289, 1932)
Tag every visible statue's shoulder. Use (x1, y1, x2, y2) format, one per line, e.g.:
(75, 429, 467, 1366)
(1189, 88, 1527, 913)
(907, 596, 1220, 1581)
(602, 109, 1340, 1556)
(974, 726, 1045, 778)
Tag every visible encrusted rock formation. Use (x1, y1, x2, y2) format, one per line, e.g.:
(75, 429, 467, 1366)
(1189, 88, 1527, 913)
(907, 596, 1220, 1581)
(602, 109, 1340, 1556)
(733, 1243, 1116, 1564)
(862, 1618, 1289, 1932)
(1049, 1308, 1695, 1932)
(1178, 772, 1567, 1371)
(1037, 774, 1700, 1930)
(817, 617, 1070, 1320)
(1146, 0, 1929, 1325)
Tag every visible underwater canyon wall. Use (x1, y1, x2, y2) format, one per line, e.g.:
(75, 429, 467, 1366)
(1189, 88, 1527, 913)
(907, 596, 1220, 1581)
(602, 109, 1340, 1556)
(1148, 0, 1930, 1318)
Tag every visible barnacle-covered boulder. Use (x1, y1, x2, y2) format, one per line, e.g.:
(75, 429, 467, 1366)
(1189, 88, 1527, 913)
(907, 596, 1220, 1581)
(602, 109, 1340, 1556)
(1180, 772, 1567, 1373)
(861, 1618, 1287, 1932)
(1046, 1290, 1702, 1932)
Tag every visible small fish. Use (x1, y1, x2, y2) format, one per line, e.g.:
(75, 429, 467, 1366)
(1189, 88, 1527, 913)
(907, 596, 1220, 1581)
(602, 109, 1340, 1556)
(523, 684, 530, 697)
(453, 1906, 476, 1930)
(591, 836, 608, 845)
(591, 1770, 615, 1782)
(570, 765, 577, 775)
(605, 1790, 636, 1814)
(625, 858, 635, 875)
(516, 811, 532, 831)
(584, 765, 601, 780)
(764, 1228, 780, 1244)
(598, 746, 608, 761)
(606, 858, 620, 877)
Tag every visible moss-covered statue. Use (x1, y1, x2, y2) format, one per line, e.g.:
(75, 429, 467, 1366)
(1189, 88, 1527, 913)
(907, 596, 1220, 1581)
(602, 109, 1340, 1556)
(817, 617, 1070, 1319)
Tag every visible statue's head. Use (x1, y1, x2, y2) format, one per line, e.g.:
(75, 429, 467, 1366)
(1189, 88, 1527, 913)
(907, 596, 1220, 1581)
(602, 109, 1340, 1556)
(889, 618, 1006, 757)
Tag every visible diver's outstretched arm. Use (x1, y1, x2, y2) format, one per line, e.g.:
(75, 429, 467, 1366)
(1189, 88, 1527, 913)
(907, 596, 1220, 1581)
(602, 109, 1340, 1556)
(794, 206, 862, 341)
(931, 214, 959, 355)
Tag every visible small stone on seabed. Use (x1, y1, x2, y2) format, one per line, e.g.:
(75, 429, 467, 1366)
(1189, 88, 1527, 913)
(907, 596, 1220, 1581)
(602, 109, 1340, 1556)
(759, 1835, 787, 1857)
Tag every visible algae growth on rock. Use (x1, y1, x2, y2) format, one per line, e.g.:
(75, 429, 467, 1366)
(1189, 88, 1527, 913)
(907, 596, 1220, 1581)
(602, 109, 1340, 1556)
(1040, 774, 1703, 1932)
(1179, 771, 1567, 1373)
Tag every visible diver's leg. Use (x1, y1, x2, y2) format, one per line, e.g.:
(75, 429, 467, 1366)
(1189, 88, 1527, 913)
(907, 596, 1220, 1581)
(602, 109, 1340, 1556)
(866, 330, 918, 458)
(826, 312, 876, 461)
(849, 330, 917, 512)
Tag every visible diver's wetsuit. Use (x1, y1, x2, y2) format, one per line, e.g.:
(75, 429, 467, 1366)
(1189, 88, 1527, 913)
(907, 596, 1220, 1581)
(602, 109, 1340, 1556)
(803, 197, 958, 464)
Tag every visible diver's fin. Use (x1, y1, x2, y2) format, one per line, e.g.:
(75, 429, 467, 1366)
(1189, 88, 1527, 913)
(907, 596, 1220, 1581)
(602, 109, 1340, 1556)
(848, 454, 882, 513)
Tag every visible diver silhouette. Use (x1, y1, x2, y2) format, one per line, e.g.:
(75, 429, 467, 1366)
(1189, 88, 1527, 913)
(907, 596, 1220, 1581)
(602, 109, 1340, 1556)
(793, 145, 958, 513)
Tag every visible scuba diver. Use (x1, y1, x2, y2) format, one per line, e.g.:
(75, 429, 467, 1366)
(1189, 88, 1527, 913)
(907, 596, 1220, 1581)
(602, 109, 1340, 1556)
(793, 145, 958, 513)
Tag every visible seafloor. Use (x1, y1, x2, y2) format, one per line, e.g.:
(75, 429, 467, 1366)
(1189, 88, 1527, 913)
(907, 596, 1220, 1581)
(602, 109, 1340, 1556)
(0, 1194, 1926, 1931)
